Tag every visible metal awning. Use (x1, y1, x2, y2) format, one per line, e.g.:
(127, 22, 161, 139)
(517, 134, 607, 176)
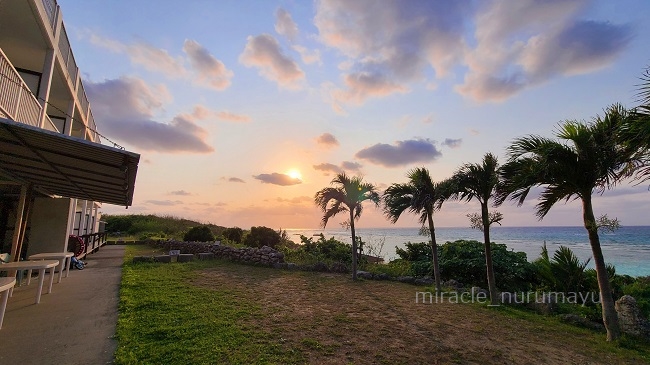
(0, 117, 139, 206)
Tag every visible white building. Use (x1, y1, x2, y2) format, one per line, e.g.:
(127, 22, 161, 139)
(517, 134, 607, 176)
(0, 0, 139, 259)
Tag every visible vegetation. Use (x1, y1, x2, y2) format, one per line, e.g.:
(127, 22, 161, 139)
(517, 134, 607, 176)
(281, 234, 352, 267)
(243, 226, 282, 248)
(102, 214, 226, 240)
(383, 167, 449, 292)
(448, 153, 504, 305)
(223, 227, 244, 244)
(314, 173, 380, 280)
(183, 225, 216, 242)
(498, 106, 639, 341)
(116, 245, 650, 364)
(395, 240, 535, 292)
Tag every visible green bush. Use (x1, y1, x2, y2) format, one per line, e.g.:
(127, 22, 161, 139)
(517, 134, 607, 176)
(623, 276, 650, 318)
(366, 259, 411, 277)
(183, 225, 215, 242)
(279, 234, 352, 267)
(244, 226, 281, 248)
(223, 227, 244, 243)
(395, 240, 536, 292)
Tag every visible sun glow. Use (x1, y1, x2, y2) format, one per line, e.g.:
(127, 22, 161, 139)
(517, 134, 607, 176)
(287, 169, 302, 180)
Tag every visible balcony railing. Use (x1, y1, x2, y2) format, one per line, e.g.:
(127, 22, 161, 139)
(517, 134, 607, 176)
(77, 80, 89, 119)
(87, 110, 99, 142)
(57, 23, 78, 85)
(41, 0, 57, 29)
(0, 48, 42, 127)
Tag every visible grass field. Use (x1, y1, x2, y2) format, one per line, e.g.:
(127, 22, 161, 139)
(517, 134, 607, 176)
(114, 245, 650, 364)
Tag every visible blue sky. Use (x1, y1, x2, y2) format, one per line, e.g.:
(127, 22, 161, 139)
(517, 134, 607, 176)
(58, 0, 650, 228)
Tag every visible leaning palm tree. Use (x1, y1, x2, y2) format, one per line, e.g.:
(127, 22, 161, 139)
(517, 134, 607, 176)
(497, 105, 637, 341)
(383, 168, 450, 292)
(315, 173, 380, 280)
(449, 153, 503, 305)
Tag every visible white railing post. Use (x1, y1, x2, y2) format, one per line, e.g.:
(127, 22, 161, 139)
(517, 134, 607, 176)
(38, 48, 56, 128)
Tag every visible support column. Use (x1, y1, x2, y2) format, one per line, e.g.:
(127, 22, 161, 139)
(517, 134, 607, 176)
(91, 202, 98, 234)
(78, 200, 88, 236)
(64, 198, 77, 250)
(63, 99, 74, 136)
(9, 184, 33, 262)
(38, 48, 56, 128)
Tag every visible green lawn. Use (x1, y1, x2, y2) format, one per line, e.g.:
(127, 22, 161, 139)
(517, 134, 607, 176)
(114, 245, 649, 365)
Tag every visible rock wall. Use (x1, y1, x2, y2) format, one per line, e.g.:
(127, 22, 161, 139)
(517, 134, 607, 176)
(146, 239, 285, 266)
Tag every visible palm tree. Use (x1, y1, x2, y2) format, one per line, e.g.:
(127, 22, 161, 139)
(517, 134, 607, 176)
(449, 153, 503, 305)
(620, 66, 650, 182)
(314, 173, 380, 280)
(383, 167, 450, 292)
(497, 106, 637, 341)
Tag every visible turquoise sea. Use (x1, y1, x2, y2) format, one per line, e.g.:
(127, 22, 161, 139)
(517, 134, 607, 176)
(284, 226, 650, 277)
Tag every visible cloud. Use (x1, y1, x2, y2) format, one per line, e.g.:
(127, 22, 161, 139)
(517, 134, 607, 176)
(86, 76, 214, 153)
(253, 172, 302, 186)
(442, 138, 462, 149)
(341, 161, 363, 172)
(315, 0, 470, 109)
(85, 31, 187, 78)
(314, 0, 632, 106)
(355, 138, 442, 167)
(456, 0, 633, 101)
(216, 111, 250, 123)
(170, 190, 192, 196)
(276, 196, 312, 204)
(239, 34, 305, 89)
(330, 72, 409, 108)
(313, 163, 343, 175)
(293, 45, 321, 65)
(183, 39, 234, 90)
(192, 105, 250, 123)
(226, 177, 246, 183)
(275, 8, 299, 42)
(315, 133, 339, 147)
(313, 161, 363, 176)
(145, 200, 183, 206)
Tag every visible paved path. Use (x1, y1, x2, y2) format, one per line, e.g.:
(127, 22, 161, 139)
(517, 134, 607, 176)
(0, 245, 125, 365)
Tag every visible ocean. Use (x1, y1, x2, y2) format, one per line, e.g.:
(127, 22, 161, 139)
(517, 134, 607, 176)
(284, 226, 650, 277)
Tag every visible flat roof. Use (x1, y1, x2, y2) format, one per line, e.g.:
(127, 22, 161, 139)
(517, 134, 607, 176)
(0, 117, 139, 206)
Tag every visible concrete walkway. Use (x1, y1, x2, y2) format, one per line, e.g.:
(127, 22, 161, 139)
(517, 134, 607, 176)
(0, 245, 125, 365)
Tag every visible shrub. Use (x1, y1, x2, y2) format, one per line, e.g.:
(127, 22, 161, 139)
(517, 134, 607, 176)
(623, 276, 650, 318)
(223, 227, 244, 243)
(244, 226, 281, 248)
(395, 240, 536, 292)
(183, 225, 215, 242)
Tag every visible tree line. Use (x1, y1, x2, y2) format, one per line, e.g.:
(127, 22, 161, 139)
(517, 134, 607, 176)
(314, 66, 650, 341)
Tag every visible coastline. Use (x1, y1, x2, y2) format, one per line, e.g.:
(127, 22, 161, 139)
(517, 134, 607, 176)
(285, 226, 650, 277)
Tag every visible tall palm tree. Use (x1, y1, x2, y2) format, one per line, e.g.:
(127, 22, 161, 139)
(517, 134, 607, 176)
(497, 106, 637, 341)
(315, 173, 380, 280)
(620, 66, 650, 182)
(449, 153, 502, 305)
(383, 167, 450, 292)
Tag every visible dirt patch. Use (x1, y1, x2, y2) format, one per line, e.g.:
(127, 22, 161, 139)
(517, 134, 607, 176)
(191, 266, 645, 364)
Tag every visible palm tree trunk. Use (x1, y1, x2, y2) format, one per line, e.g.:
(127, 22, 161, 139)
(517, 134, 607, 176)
(582, 197, 621, 341)
(482, 203, 498, 306)
(350, 210, 358, 281)
(427, 213, 442, 292)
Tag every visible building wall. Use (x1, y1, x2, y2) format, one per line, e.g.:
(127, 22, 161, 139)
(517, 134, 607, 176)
(26, 197, 71, 255)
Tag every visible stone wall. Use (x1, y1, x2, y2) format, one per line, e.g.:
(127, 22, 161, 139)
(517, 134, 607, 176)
(146, 239, 285, 266)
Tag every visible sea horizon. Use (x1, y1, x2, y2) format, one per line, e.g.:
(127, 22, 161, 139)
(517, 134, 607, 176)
(284, 225, 650, 277)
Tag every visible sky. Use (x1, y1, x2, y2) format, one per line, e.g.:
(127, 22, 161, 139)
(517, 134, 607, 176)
(57, 0, 650, 229)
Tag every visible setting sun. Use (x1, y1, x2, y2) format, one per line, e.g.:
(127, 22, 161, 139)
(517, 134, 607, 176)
(287, 169, 302, 180)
